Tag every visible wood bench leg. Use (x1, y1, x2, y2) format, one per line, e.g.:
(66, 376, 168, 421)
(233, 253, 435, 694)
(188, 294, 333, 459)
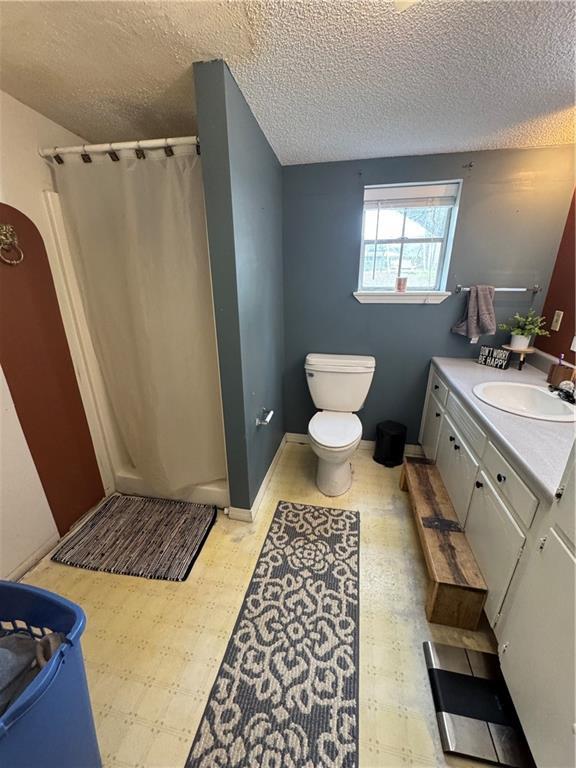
(399, 464, 408, 492)
(426, 582, 485, 631)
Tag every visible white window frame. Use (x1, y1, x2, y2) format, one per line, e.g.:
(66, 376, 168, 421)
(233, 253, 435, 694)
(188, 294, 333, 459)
(354, 180, 462, 304)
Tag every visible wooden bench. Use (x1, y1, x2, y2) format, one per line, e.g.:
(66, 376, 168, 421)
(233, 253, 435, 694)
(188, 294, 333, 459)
(400, 457, 487, 630)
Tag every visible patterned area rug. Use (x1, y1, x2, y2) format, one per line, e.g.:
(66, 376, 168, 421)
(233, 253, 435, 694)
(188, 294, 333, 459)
(51, 493, 216, 581)
(187, 500, 359, 768)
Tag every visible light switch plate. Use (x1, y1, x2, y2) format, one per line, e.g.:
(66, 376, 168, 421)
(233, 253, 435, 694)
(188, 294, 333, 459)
(551, 310, 564, 331)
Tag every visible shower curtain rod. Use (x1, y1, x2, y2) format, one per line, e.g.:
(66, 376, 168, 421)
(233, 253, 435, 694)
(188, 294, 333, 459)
(39, 135, 199, 159)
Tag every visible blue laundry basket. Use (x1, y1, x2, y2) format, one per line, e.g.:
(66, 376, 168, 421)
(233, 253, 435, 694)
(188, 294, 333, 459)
(0, 581, 101, 768)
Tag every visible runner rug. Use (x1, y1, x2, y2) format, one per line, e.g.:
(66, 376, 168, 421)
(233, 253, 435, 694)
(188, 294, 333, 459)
(51, 493, 216, 581)
(187, 499, 359, 768)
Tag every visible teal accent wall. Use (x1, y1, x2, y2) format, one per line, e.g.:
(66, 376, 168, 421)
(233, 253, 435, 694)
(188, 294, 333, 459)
(194, 60, 284, 509)
(282, 146, 574, 441)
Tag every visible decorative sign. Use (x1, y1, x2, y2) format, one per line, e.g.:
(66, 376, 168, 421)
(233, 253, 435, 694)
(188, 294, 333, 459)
(477, 346, 511, 370)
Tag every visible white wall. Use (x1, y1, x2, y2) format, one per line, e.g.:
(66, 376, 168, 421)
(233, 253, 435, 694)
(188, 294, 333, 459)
(0, 370, 59, 579)
(0, 92, 85, 229)
(0, 91, 86, 578)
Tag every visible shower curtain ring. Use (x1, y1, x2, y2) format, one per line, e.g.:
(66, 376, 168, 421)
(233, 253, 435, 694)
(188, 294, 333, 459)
(164, 139, 174, 157)
(108, 143, 120, 162)
(135, 141, 145, 160)
(81, 145, 92, 163)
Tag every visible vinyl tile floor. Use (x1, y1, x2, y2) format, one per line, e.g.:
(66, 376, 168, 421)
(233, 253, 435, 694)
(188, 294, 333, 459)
(23, 442, 496, 768)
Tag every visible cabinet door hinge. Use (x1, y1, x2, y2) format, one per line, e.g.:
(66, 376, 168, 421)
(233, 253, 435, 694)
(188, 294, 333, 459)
(555, 484, 566, 500)
(538, 536, 547, 551)
(501, 642, 509, 655)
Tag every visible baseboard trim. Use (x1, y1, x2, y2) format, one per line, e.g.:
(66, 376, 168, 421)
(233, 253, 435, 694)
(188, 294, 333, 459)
(404, 443, 425, 457)
(284, 432, 309, 444)
(227, 435, 287, 523)
(227, 506, 254, 523)
(14, 495, 111, 581)
(285, 432, 423, 457)
(8, 534, 60, 582)
(226, 431, 423, 523)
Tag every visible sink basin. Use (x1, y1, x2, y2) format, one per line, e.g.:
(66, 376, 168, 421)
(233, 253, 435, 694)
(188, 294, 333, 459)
(473, 381, 576, 422)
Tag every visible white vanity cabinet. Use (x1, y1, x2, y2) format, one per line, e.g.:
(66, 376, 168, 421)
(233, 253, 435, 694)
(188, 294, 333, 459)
(465, 471, 525, 624)
(419, 364, 576, 768)
(499, 528, 575, 768)
(420, 393, 444, 460)
(436, 415, 479, 526)
(483, 442, 539, 529)
(419, 368, 449, 461)
(429, 368, 449, 406)
(551, 444, 575, 546)
(497, 448, 575, 768)
(420, 363, 559, 628)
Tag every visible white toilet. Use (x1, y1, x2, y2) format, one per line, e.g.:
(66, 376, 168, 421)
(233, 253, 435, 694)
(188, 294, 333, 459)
(305, 353, 376, 496)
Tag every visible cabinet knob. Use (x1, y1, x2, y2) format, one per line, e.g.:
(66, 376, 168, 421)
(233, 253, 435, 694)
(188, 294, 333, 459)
(497, 473, 506, 483)
(434, 384, 439, 390)
(449, 435, 455, 442)
(475, 480, 483, 488)
(453, 444, 460, 451)
(435, 412, 441, 418)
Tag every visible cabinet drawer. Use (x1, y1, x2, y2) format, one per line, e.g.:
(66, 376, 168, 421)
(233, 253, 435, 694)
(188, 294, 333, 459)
(446, 392, 487, 458)
(484, 442, 539, 529)
(430, 368, 448, 405)
(436, 415, 479, 526)
(421, 393, 444, 460)
(466, 471, 525, 626)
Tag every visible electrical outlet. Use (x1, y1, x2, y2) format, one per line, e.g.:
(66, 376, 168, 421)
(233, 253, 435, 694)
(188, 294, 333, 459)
(551, 310, 564, 332)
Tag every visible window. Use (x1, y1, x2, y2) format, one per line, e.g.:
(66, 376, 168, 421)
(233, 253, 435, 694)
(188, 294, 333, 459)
(354, 181, 461, 304)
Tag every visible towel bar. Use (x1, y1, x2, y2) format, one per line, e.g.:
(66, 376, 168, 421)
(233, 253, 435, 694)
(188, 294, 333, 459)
(454, 284, 540, 294)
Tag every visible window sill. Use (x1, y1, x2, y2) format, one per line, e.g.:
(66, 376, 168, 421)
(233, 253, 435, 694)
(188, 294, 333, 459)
(353, 291, 451, 304)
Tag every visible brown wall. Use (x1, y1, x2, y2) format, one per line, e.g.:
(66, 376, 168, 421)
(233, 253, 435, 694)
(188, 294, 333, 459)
(0, 203, 104, 534)
(536, 193, 576, 365)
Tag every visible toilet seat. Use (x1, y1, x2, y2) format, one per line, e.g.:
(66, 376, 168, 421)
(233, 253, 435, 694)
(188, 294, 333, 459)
(308, 411, 362, 449)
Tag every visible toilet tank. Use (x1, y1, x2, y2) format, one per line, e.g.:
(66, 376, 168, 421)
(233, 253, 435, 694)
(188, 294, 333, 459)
(305, 353, 376, 412)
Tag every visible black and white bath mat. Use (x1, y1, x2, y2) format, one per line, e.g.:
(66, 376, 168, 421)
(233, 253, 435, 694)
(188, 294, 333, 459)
(51, 493, 216, 581)
(187, 499, 359, 768)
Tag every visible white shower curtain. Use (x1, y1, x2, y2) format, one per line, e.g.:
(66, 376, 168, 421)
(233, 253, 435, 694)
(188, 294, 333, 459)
(54, 146, 226, 495)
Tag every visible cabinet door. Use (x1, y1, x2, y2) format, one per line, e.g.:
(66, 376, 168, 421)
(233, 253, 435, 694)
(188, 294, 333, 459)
(436, 416, 479, 526)
(421, 393, 443, 460)
(465, 471, 525, 625)
(500, 528, 575, 768)
(555, 443, 575, 546)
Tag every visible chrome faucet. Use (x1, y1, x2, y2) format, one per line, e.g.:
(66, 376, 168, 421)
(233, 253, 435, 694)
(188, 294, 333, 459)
(550, 380, 576, 405)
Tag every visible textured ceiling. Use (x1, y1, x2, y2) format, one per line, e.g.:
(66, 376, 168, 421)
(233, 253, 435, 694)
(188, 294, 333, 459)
(0, 0, 574, 165)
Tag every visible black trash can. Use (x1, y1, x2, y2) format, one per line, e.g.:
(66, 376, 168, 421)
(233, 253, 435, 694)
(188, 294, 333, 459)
(373, 420, 407, 467)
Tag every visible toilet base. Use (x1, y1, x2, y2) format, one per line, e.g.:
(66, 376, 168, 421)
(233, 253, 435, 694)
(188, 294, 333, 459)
(316, 457, 352, 496)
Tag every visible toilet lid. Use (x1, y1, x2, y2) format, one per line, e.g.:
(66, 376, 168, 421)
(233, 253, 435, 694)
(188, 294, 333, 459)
(308, 411, 362, 449)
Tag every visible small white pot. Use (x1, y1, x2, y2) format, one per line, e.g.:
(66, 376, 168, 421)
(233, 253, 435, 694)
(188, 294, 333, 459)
(509, 334, 531, 350)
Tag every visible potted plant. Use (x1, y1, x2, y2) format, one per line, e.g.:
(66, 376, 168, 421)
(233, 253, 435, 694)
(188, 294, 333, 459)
(498, 309, 550, 350)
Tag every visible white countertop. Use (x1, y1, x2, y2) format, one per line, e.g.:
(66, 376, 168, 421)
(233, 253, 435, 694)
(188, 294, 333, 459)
(431, 357, 575, 503)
